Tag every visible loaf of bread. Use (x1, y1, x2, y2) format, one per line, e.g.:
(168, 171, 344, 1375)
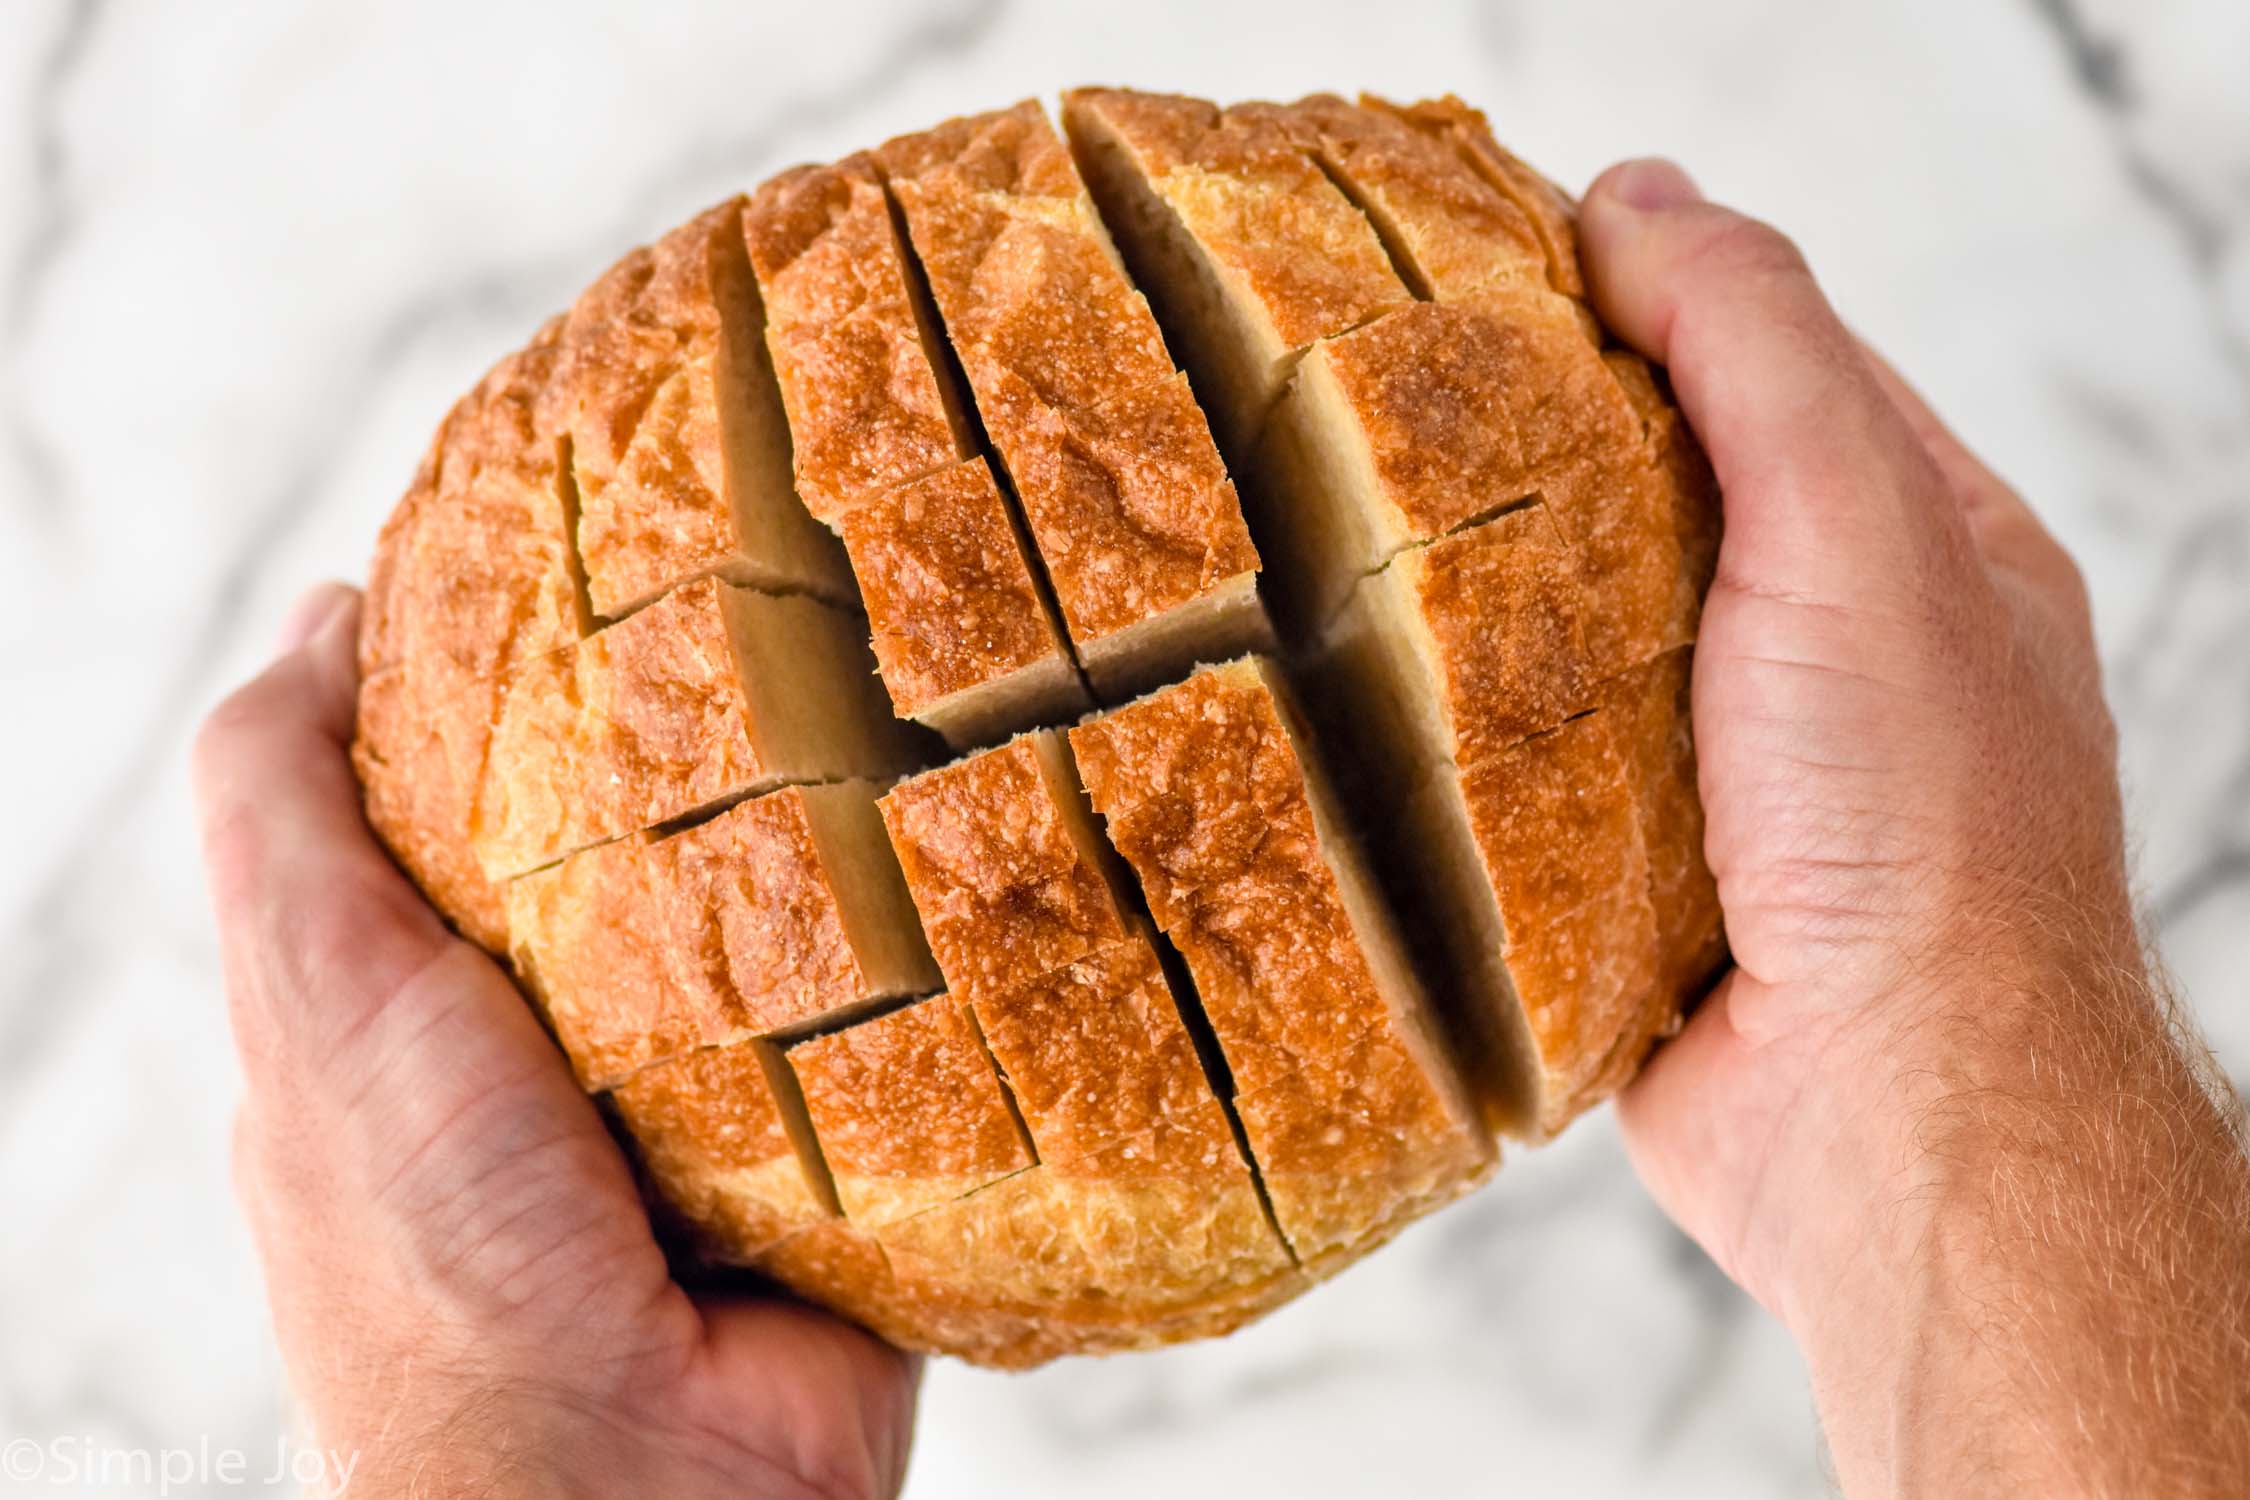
(353, 89, 1726, 1366)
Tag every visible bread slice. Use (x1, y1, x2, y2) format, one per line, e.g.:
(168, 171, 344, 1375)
(873, 100, 1176, 410)
(354, 326, 587, 949)
(475, 576, 926, 880)
(1400, 710, 1664, 1137)
(969, 934, 1219, 1166)
(1320, 502, 1596, 786)
(877, 730, 1135, 998)
(837, 457, 1087, 746)
(1061, 88, 1414, 451)
(507, 781, 940, 1089)
(789, 994, 1038, 1227)
(1269, 93, 1548, 302)
(976, 367, 1269, 695)
(609, 1036, 838, 1259)
(743, 155, 976, 519)
(877, 102, 1267, 697)
(1068, 658, 1491, 1260)
(546, 200, 853, 618)
(1250, 287, 1644, 632)
(1373, 95, 1588, 299)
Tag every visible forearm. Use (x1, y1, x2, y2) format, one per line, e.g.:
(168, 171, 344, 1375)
(1785, 956, 2250, 1494)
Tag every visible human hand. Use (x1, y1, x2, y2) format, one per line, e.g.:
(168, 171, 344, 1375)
(1582, 161, 2250, 1492)
(193, 584, 918, 1499)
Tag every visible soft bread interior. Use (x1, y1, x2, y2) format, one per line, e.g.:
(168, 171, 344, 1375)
(718, 585, 933, 782)
(797, 780, 944, 1006)
(708, 221, 857, 603)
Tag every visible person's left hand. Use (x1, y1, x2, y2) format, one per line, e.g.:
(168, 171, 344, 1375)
(194, 582, 919, 1499)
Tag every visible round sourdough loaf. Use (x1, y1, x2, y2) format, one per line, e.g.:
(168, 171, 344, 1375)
(352, 88, 1726, 1367)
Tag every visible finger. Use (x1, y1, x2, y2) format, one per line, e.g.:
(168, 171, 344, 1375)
(1580, 160, 1976, 614)
(1856, 340, 2095, 639)
(193, 586, 455, 1080)
(695, 1296, 921, 1499)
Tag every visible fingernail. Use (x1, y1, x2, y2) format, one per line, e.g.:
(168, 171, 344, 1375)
(275, 583, 353, 654)
(1608, 158, 1702, 212)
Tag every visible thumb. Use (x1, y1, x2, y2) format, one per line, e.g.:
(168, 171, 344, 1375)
(1579, 159, 1977, 617)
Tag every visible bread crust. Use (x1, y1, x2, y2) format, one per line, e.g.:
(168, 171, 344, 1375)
(356, 89, 1726, 1365)
(507, 783, 937, 1089)
(836, 457, 1085, 741)
(546, 201, 850, 616)
(1070, 660, 1491, 1260)
(744, 156, 972, 517)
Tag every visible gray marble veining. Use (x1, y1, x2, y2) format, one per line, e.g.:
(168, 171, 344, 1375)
(0, 3, 2243, 1496)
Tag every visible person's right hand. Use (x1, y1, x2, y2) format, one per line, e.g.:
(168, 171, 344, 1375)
(1581, 160, 2250, 1493)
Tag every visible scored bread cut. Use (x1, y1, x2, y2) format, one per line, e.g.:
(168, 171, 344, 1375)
(353, 87, 1728, 1365)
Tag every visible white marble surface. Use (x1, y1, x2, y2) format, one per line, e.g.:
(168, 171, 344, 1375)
(1, 1, 2245, 1495)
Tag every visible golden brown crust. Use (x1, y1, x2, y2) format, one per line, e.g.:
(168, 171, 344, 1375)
(507, 784, 936, 1088)
(1062, 89, 1412, 352)
(1070, 660, 1489, 1258)
(876, 101, 1174, 410)
(1604, 648, 1727, 1013)
(790, 995, 1036, 1226)
(352, 667, 511, 951)
(980, 368, 1261, 649)
(969, 936, 1216, 1166)
(477, 577, 923, 879)
(355, 327, 585, 946)
(743, 156, 970, 518)
(360, 88, 1723, 1366)
(1394, 503, 1598, 760)
(1270, 93, 1548, 300)
(835, 458, 1082, 735)
(546, 201, 850, 616)
(877, 733, 1131, 997)
(1452, 710, 1664, 1135)
(1375, 95, 1587, 298)
(610, 1039, 834, 1258)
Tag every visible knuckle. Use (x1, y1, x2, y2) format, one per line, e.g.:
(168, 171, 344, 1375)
(1687, 211, 1811, 287)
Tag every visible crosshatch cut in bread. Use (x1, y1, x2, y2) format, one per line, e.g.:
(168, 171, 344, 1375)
(352, 88, 1727, 1367)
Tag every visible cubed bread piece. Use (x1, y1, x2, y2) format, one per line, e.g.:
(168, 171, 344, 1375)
(878, 731, 1132, 996)
(1374, 95, 1587, 299)
(547, 200, 852, 618)
(477, 576, 925, 879)
(1320, 503, 1595, 787)
(1070, 660, 1490, 1256)
(977, 369, 1267, 693)
(610, 1037, 836, 1259)
(360, 321, 587, 683)
(507, 782, 939, 1088)
(353, 666, 509, 952)
(1249, 288, 1638, 629)
(1405, 710, 1663, 1137)
(1231, 1020, 1494, 1270)
(743, 155, 974, 518)
(1265, 94, 1548, 301)
(1062, 87, 1414, 450)
(1604, 648, 1727, 1012)
(837, 457, 1086, 746)
(507, 831, 729, 1089)
(876, 1109, 1296, 1333)
(875, 100, 1175, 411)
(790, 996, 1037, 1227)
(969, 934, 1220, 1166)
(1537, 445, 1696, 680)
